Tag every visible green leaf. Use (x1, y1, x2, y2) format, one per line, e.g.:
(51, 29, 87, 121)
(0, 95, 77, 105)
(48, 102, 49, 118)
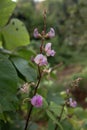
(15, 46, 36, 60)
(42, 98, 48, 109)
(10, 56, 37, 82)
(1, 18, 30, 50)
(74, 107, 87, 119)
(0, 0, 16, 28)
(49, 102, 62, 116)
(48, 120, 55, 130)
(28, 122, 38, 130)
(47, 91, 64, 105)
(46, 110, 63, 130)
(60, 120, 74, 130)
(0, 53, 18, 112)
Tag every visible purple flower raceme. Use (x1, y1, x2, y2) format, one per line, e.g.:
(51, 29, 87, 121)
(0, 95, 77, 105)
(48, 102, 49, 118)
(47, 28, 55, 38)
(34, 54, 48, 66)
(31, 95, 43, 108)
(69, 98, 77, 108)
(45, 43, 56, 56)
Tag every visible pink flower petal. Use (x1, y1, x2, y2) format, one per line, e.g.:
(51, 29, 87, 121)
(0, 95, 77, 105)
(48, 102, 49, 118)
(31, 95, 43, 108)
(45, 43, 52, 52)
(45, 43, 56, 57)
(34, 54, 48, 66)
(47, 28, 55, 38)
(33, 28, 41, 38)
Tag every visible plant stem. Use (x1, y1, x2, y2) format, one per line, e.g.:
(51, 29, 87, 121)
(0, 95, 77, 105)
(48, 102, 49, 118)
(43, 9, 47, 34)
(40, 9, 47, 53)
(24, 10, 47, 130)
(54, 104, 65, 130)
(40, 37, 44, 53)
(24, 66, 42, 130)
(24, 105, 33, 130)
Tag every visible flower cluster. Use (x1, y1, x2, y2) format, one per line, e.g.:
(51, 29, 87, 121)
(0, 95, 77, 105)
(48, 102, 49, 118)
(66, 89, 77, 108)
(33, 27, 55, 39)
(31, 27, 56, 108)
(69, 98, 77, 108)
(47, 28, 55, 38)
(33, 28, 56, 66)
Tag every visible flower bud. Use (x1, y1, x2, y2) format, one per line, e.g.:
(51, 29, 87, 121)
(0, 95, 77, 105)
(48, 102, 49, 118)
(33, 28, 41, 38)
(46, 28, 55, 38)
(31, 95, 43, 108)
(20, 83, 29, 93)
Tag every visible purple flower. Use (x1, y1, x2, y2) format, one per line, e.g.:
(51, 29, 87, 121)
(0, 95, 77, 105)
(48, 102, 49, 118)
(34, 54, 48, 66)
(31, 95, 43, 108)
(33, 28, 41, 38)
(50, 50, 56, 56)
(45, 43, 56, 56)
(69, 98, 77, 108)
(47, 28, 55, 38)
(45, 43, 51, 52)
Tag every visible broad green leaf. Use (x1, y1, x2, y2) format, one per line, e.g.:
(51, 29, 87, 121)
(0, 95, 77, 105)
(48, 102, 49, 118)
(47, 91, 64, 105)
(69, 117, 82, 130)
(0, 113, 6, 121)
(60, 120, 74, 130)
(82, 119, 87, 130)
(0, 120, 38, 130)
(10, 120, 25, 130)
(15, 46, 36, 60)
(46, 110, 63, 130)
(48, 120, 55, 130)
(42, 98, 48, 109)
(0, 53, 18, 112)
(49, 102, 62, 115)
(27, 122, 38, 130)
(1, 18, 30, 50)
(0, 0, 16, 28)
(74, 107, 87, 119)
(11, 56, 37, 82)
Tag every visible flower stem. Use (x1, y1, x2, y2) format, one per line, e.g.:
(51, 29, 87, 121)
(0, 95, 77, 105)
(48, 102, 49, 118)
(24, 105, 33, 130)
(24, 10, 47, 130)
(24, 66, 42, 130)
(54, 104, 65, 130)
(43, 9, 47, 34)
